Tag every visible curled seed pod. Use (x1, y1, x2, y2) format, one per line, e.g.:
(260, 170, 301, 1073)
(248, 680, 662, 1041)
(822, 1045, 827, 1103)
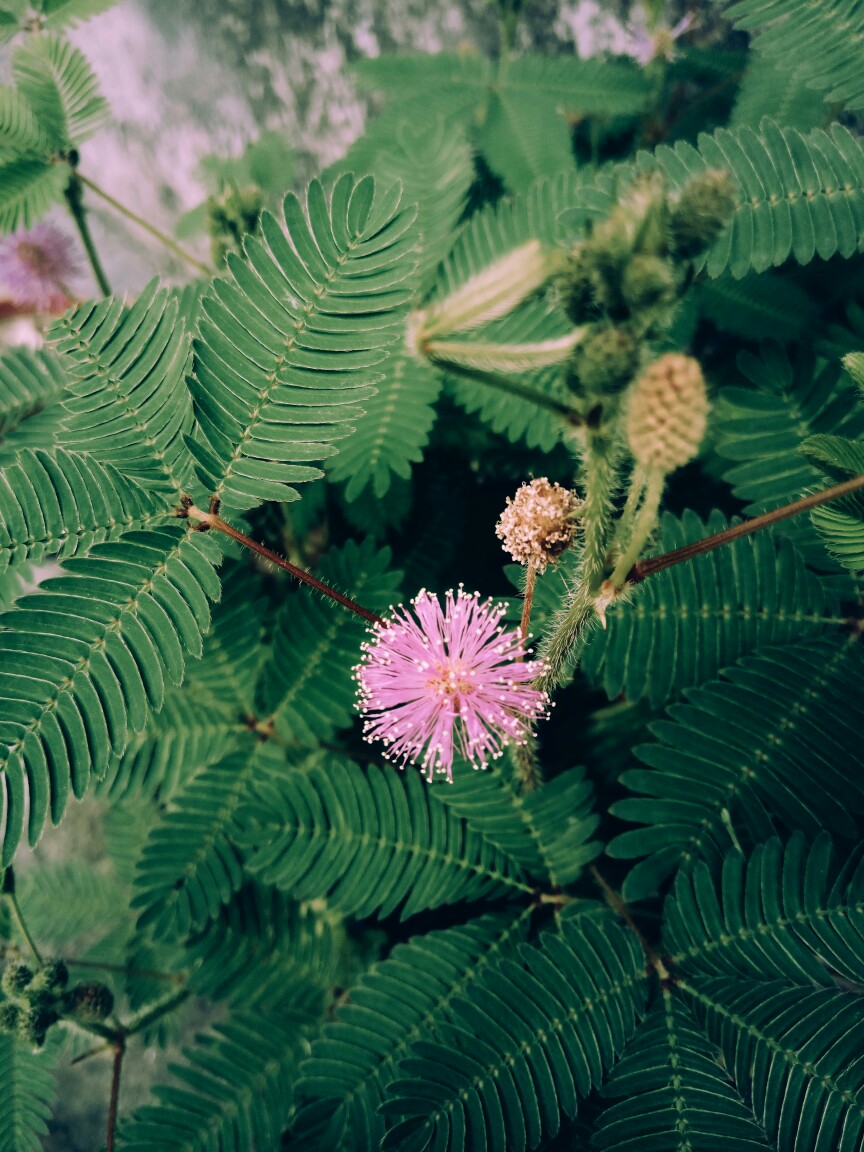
(496, 479, 582, 572)
(2, 961, 33, 996)
(669, 169, 738, 258)
(566, 325, 641, 397)
(65, 981, 114, 1022)
(626, 353, 709, 474)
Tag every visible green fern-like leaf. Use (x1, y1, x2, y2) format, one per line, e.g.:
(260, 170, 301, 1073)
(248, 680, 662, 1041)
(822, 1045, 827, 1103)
(190, 174, 417, 512)
(681, 980, 864, 1151)
(236, 754, 532, 918)
(0, 524, 221, 864)
(16, 857, 124, 950)
(0, 85, 52, 153)
(51, 281, 196, 493)
(259, 538, 401, 744)
(292, 910, 532, 1151)
(579, 510, 841, 706)
(432, 763, 601, 884)
(184, 881, 346, 1009)
(381, 918, 648, 1152)
(12, 33, 108, 147)
(0, 153, 67, 233)
(608, 638, 864, 900)
(665, 833, 864, 986)
(0, 1031, 60, 1152)
(131, 739, 273, 940)
(118, 1009, 311, 1152)
(0, 447, 166, 574)
(0, 346, 66, 441)
(731, 49, 829, 131)
(37, 0, 122, 29)
(695, 270, 820, 342)
(565, 120, 864, 279)
(726, 0, 864, 112)
(801, 430, 864, 573)
(594, 990, 772, 1152)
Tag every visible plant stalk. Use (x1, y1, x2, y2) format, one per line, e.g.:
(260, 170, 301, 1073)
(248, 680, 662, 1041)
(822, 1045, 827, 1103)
(76, 171, 211, 276)
(106, 1036, 125, 1152)
(520, 563, 537, 643)
(64, 172, 111, 296)
(7, 887, 43, 964)
(180, 502, 384, 625)
(432, 358, 581, 422)
(629, 474, 864, 583)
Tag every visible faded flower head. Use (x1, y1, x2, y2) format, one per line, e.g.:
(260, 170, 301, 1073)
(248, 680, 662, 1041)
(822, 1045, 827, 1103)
(625, 5, 694, 67)
(497, 478, 582, 572)
(0, 224, 79, 312)
(354, 587, 549, 782)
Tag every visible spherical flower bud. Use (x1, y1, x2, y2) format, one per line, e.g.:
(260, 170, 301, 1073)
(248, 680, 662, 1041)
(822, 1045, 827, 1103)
(626, 353, 709, 473)
(65, 981, 114, 1022)
(670, 169, 737, 259)
(19, 1003, 58, 1047)
(0, 1003, 20, 1032)
(566, 325, 641, 397)
(621, 255, 678, 316)
(2, 961, 33, 996)
(29, 959, 69, 993)
(496, 478, 581, 572)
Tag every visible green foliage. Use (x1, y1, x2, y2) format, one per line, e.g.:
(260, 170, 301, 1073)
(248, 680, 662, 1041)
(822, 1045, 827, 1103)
(118, 1010, 311, 1152)
(190, 175, 417, 512)
(727, 0, 864, 112)
(0, 1031, 60, 1152)
(609, 639, 864, 899)
(236, 754, 533, 918)
(567, 120, 864, 279)
(0, 347, 65, 442)
(260, 538, 401, 743)
(0, 525, 221, 863)
(579, 510, 841, 706)
(381, 918, 648, 1151)
(293, 911, 532, 1151)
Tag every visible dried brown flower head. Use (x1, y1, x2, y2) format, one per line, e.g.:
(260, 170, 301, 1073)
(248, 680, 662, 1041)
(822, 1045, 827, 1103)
(496, 478, 581, 571)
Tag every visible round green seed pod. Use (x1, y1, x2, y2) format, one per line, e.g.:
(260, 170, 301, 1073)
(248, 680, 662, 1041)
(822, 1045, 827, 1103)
(2, 961, 33, 996)
(566, 325, 641, 398)
(670, 169, 737, 259)
(621, 255, 679, 316)
(66, 981, 114, 1022)
(626, 353, 709, 473)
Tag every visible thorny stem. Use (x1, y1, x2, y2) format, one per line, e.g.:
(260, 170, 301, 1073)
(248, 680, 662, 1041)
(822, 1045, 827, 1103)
(76, 172, 212, 276)
(106, 1035, 125, 1152)
(64, 172, 112, 296)
(512, 734, 543, 793)
(579, 433, 619, 588)
(609, 466, 665, 589)
(432, 358, 581, 422)
(629, 473, 864, 583)
(590, 864, 670, 981)
(179, 500, 384, 625)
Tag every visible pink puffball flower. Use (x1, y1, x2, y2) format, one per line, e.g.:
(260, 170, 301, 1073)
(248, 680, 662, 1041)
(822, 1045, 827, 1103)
(0, 223, 79, 312)
(354, 587, 549, 782)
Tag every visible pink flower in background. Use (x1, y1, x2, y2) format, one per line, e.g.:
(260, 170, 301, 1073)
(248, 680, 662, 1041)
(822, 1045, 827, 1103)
(355, 587, 549, 781)
(0, 224, 79, 312)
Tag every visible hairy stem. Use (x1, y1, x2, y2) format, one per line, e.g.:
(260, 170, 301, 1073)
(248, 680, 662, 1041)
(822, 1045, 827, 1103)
(579, 433, 619, 587)
(536, 579, 594, 692)
(76, 172, 211, 276)
(64, 172, 111, 296)
(180, 501, 384, 624)
(520, 563, 537, 643)
(125, 987, 190, 1037)
(431, 358, 581, 422)
(106, 1036, 125, 1152)
(609, 466, 665, 588)
(512, 734, 543, 793)
(630, 473, 864, 583)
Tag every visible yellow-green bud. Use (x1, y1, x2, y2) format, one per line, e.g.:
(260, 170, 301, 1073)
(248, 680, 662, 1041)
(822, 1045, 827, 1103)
(0, 1002, 19, 1032)
(626, 353, 709, 473)
(670, 169, 737, 259)
(621, 255, 678, 316)
(566, 325, 641, 397)
(2, 961, 33, 996)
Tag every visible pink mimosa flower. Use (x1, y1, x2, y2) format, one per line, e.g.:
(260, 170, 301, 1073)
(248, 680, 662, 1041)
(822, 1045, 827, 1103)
(0, 224, 79, 312)
(354, 587, 549, 782)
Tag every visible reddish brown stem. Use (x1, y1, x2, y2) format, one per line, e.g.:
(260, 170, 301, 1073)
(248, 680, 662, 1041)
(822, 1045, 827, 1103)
(180, 502, 383, 625)
(629, 474, 864, 584)
(106, 1036, 125, 1152)
(520, 563, 537, 644)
